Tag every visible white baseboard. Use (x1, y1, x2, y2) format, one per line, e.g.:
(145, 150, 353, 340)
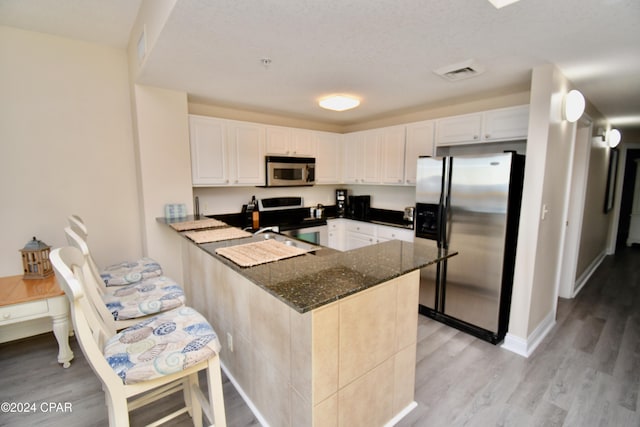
(501, 310, 556, 358)
(572, 250, 606, 298)
(219, 361, 270, 427)
(385, 401, 418, 426)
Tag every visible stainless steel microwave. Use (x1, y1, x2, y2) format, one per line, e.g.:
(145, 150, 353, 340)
(265, 156, 315, 187)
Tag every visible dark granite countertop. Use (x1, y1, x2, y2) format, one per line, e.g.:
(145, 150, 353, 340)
(158, 216, 454, 313)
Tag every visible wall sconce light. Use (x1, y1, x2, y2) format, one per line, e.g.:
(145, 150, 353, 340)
(563, 89, 586, 123)
(607, 128, 621, 148)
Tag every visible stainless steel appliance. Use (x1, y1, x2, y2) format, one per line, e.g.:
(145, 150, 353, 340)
(281, 225, 328, 246)
(415, 152, 525, 344)
(265, 156, 315, 187)
(336, 189, 348, 217)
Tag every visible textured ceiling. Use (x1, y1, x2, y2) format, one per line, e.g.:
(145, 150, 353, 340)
(2, 0, 639, 130)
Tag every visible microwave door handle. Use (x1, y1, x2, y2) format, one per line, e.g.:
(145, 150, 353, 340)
(305, 165, 311, 183)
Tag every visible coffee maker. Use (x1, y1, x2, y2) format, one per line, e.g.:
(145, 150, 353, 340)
(336, 189, 348, 217)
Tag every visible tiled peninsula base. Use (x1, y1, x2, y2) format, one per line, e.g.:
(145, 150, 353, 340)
(182, 241, 419, 426)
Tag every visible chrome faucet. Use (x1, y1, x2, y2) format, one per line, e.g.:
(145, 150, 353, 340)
(253, 226, 280, 235)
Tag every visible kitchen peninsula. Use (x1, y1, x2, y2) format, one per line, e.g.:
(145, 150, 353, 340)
(160, 217, 455, 426)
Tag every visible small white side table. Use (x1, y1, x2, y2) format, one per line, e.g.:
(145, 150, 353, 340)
(0, 275, 74, 368)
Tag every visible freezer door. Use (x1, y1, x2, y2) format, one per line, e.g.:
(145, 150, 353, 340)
(442, 153, 512, 333)
(415, 238, 440, 310)
(415, 157, 445, 205)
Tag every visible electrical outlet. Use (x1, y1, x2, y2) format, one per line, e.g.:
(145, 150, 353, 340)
(226, 332, 234, 352)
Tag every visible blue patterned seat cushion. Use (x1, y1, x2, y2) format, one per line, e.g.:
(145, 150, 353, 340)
(103, 307, 221, 384)
(100, 257, 163, 286)
(102, 276, 186, 321)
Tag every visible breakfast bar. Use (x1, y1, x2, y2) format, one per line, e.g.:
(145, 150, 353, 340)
(161, 217, 455, 426)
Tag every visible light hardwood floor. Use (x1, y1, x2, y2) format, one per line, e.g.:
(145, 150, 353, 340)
(1, 246, 638, 426)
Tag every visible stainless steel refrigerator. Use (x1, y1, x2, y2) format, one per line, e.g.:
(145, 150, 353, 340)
(414, 152, 525, 344)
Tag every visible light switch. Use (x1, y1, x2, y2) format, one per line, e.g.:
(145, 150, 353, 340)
(541, 204, 549, 220)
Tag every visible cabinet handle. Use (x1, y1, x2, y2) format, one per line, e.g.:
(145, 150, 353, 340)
(3, 313, 10, 319)
(473, 135, 479, 140)
(398, 179, 402, 183)
(485, 134, 490, 139)
(225, 179, 229, 183)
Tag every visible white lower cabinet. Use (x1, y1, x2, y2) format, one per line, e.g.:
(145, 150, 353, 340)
(345, 221, 377, 250)
(328, 219, 414, 251)
(327, 219, 346, 251)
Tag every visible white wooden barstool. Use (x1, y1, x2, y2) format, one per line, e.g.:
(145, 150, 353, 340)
(51, 246, 227, 427)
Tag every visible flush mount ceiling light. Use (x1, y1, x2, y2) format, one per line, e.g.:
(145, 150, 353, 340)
(487, 0, 521, 8)
(563, 89, 586, 123)
(607, 129, 621, 148)
(319, 95, 360, 112)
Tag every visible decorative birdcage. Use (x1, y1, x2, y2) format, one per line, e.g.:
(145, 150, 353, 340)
(20, 237, 53, 279)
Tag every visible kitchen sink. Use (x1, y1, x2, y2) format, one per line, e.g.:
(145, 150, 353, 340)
(258, 232, 321, 252)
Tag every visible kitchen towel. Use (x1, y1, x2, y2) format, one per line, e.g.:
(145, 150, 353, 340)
(169, 218, 228, 232)
(184, 227, 252, 244)
(215, 239, 310, 267)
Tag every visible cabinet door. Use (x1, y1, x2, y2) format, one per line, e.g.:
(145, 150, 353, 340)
(189, 116, 228, 185)
(292, 129, 316, 156)
(482, 105, 529, 141)
(346, 231, 375, 250)
(361, 130, 382, 184)
(315, 131, 341, 184)
(327, 219, 346, 251)
(405, 120, 434, 185)
(227, 121, 265, 185)
(342, 132, 364, 184)
(380, 126, 406, 185)
(435, 113, 483, 146)
(265, 126, 292, 155)
(376, 225, 414, 243)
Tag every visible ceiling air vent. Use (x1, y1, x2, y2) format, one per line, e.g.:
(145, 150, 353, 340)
(434, 59, 485, 82)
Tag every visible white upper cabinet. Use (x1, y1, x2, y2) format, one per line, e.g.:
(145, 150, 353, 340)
(361, 130, 382, 184)
(404, 120, 435, 185)
(342, 131, 365, 184)
(265, 126, 291, 155)
(315, 131, 342, 184)
(435, 105, 529, 146)
(292, 129, 316, 156)
(435, 113, 483, 146)
(226, 120, 265, 185)
(189, 115, 265, 186)
(482, 105, 529, 141)
(380, 126, 406, 184)
(189, 116, 228, 185)
(266, 126, 316, 156)
(345, 126, 406, 186)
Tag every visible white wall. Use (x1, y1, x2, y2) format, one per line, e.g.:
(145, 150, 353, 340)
(131, 85, 193, 281)
(506, 64, 587, 355)
(193, 184, 416, 216)
(575, 136, 610, 278)
(0, 26, 142, 276)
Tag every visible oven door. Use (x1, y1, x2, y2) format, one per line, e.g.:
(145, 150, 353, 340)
(281, 225, 328, 246)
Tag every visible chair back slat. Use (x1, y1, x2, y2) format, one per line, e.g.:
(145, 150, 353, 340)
(64, 228, 119, 330)
(50, 247, 121, 389)
(68, 214, 88, 241)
